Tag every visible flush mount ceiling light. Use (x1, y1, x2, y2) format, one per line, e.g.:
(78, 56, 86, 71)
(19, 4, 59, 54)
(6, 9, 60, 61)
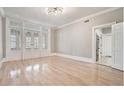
(45, 7, 64, 15)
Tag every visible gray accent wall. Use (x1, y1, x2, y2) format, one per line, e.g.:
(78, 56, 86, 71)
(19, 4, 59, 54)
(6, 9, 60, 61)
(55, 8, 123, 58)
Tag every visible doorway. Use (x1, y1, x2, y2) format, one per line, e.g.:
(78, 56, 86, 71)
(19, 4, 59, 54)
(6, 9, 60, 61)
(95, 27, 112, 66)
(92, 22, 116, 67)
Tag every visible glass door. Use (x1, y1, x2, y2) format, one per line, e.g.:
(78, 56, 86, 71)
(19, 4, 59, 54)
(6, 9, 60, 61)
(23, 30, 41, 59)
(6, 27, 22, 60)
(23, 30, 33, 59)
(32, 31, 41, 58)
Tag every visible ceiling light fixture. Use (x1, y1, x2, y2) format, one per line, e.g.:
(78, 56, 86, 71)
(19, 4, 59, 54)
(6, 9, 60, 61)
(45, 7, 64, 15)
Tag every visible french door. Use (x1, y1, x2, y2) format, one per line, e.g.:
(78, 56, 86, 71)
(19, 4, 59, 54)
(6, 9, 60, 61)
(23, 30, 41, 59)
(6, 18, 50, 61)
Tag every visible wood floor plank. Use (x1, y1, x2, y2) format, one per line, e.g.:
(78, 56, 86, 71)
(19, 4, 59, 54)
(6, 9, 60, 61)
(0, 56, 123, 86)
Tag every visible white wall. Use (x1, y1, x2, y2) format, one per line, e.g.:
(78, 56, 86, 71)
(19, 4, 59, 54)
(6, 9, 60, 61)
(55, 8, 123, 59)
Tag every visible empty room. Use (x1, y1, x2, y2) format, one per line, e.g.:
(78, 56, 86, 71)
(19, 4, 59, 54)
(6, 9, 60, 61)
(0, 7, 123, 86)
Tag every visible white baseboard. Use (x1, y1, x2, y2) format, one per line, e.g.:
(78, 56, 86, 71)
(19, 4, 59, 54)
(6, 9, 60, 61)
(0, 58, 6, 63)
(1, 53, 93, 64)
(0, 58, 6, 68)
(51, 53, 58, 56)
(2, 53, 123, 71)
(112, 64, 124, 71)
(51, 53, 94, 63)
(1, 58, 21, 63)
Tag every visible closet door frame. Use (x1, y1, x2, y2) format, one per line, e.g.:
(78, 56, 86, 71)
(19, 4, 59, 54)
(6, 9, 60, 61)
(92, 22, 116, 62)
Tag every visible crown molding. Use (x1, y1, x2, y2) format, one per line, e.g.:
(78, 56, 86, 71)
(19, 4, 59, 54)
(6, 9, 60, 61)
(4, 12, 56, 28)
(58, 7, 121, 29)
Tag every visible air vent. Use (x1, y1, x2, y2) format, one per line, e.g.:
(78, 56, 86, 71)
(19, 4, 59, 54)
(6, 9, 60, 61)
(84, 19, 89, 23)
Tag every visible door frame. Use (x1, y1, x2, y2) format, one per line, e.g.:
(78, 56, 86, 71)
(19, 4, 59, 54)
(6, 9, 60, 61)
(92, 22, 116, 63)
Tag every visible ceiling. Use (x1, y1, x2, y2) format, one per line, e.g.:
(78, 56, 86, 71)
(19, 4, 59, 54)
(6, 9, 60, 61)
(3, 7, 111, 27)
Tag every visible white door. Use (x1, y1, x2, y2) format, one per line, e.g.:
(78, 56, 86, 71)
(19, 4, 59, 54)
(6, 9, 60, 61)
(32, 31, 41, 58)
(112, 23, 123, 71)
(23, 30, 41, 59)
(102, 35, 112, 57)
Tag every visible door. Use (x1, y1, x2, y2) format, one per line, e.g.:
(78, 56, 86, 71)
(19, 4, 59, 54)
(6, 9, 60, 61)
(101, 35, 112, 66)
(23, 30, 32, 59)
(5, 18, 22, 61)
(112, 23, 123, 70)
(102, 35, 112, 57)
(23, 30, 41, 59)
(95, 28, 112, 66)
(6, 27, 22, 61)
(32, 31, 41, 58)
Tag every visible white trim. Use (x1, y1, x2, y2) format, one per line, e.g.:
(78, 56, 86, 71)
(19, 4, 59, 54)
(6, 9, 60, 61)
(1, 58, 22, 63)
(0, 58, 6, 63)
(112, 64, 124, 71)
(92, 22, 116, 62)
(50, 53, 57, 56)
(51, 53, 94, 63)
(58, 8, 120, 29)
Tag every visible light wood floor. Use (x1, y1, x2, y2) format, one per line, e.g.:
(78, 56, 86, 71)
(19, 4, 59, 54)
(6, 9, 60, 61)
(0, 56, 123, 86)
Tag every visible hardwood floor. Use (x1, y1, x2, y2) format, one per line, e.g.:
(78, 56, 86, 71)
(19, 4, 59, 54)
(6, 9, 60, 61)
(0, 56, 123, 86)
